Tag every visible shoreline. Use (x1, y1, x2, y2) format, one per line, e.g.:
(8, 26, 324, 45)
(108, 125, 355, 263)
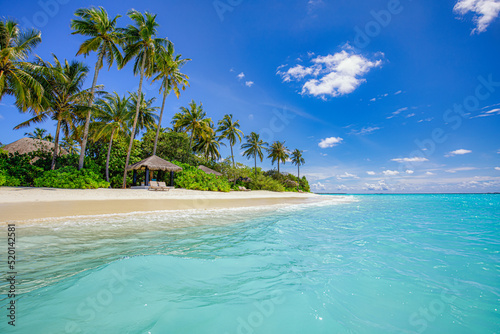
(0, 187, 327, 222)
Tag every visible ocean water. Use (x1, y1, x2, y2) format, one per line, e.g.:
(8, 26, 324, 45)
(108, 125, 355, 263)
(1, 194, 499, 333)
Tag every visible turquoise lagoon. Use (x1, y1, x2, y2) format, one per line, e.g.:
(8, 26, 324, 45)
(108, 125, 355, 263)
(1, 194, 499, 333)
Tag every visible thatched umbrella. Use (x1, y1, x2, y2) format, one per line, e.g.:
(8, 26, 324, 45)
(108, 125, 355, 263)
(197, 165, 222, 177)
(127, 155, 182, 187)
(3, 138, 68, 161)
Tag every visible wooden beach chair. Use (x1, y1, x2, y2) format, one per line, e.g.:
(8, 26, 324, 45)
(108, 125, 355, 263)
(148, 181, 160, 191)
(158, 182, 169, 191)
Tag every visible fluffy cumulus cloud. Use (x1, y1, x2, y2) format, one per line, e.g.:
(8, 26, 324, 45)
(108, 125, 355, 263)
(366, 171, 376, 175)
(277, 47, 383, 99)
(245, 81, 254, 87)
(426, 171, 435, 175)
(454, 0, 500, 34)
(311, 182, 326, 191)
(406, 170, 414, 174)
(495, 167, 500, 171)
(391, 157, 429, 163)
(445, 149, 472, 157)
(318, 137, 343, 148)
(364, 180, 389, 191)
(237, 72, 245, 79)
(383, 170, 400, 176)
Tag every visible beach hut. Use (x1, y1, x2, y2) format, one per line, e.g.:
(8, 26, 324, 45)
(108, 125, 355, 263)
(197, 165, 222, 177)
(3, 138, 68, 161)
(127, 155, 182, 187)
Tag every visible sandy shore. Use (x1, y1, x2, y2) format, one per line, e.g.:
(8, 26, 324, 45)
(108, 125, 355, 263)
(0, 187, 324, 222)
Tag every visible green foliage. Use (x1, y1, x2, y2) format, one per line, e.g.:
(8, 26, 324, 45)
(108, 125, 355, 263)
(34, 166, 109, 189)
(0, 152, 45, 186)
(248, 174, 285, 192)
(141, 130, 196, 164)
(173, 161, 230, 192)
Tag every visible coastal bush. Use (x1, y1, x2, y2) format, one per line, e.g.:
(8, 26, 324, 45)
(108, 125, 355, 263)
(248, 174, 285, 192)
(173, 161, 231, 192)
(34, 166, 110, 189)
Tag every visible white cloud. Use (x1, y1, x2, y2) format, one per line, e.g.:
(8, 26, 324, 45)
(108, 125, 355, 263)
(445, 167, 478, 173)
(349, 126, 381, 136)
(445, 149, 472, 157)
(426, 172, 435, 175)
(406, 170, 415, 174)
(383, 170, 400, 176)
(454, 0, 500, 34)
(337, 184, 349, 191)
(318, 137, 343, 148)
(471, 108, 500, 118)
(364, 180, 389, 191)
(405, 113, 416, 118)
(391, 157, 429, 163)
(245, 81, 254, 87)
(311, 182, 326, 191)
(495, 167, 500, 171)
(366, 171, 376, 175)
(278, 47, 383, 99)
(387, 107, 408, 119)
(320, 153, 328, 156)
(395, 90, 403, 95)
(337, 172, 359, 179)
(237, 72, 245, 79)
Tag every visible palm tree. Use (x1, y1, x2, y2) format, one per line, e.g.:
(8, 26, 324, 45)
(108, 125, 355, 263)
(14, 56, 90, 169)
(71, 7, 123, 170)
(94, 92, 133, 182)
(25, 127, 48, 140)
(217, 114, 243, 184)
(60, 136, 80, 155)
(173, 100, 212, 149)
(241, 132, 267, 177)
(291, 149, 305, 189)
(193, 127, 224, 162)
(151, 45, 190, 155)
(128, 92, 159, 138)
(0, 19, 44, 111)
(118, 9, 169, 188)
(267, 141, 289, 175)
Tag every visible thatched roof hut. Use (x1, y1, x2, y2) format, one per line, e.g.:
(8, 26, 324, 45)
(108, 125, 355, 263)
(198, 165, 222, 176)
(127, 155, 182, 172)
(3, 138, 68, 156)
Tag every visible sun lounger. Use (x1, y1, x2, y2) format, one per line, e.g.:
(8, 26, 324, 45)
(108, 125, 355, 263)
(148, 181, 161, 191)
(158, 182, 169, 191)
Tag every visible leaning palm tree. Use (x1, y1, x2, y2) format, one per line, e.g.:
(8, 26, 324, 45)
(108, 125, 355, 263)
(173, 100, 212, 149)
(241, 132, 268, 177)
(60, 136, 80, 155)
(0, 19, 44, 111)
(71, 7, 123, 170)
(217, 114, 243, 184)
(151, 45, 190, 155)
(128, 92, 159, 138)
(94, 92, 133, 182)
(291, 149, 305, 188)
(118, 9, 169, 188)
(14, 56, 90, 169)
(267, 141, 289, 175)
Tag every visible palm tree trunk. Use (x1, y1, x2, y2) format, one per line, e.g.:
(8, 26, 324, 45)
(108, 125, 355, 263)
(278, 161, 280, 175)
(122, 56, 146, 189)
(51, 120, 62, 170)
(105, 128, 115, 183)
(189, 131, 194, 150)
(230, 144, 237, 186)
(297, 165, 300, 191)
(153, 90, 167, 156)
(254, 154, 257, 177)
(79, 53, 103, 170)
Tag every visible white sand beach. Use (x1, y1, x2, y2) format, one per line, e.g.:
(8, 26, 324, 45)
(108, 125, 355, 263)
(0, 187, 327, 222)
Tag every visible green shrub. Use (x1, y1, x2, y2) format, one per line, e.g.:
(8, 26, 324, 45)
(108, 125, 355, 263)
(34, 166, 110, 189)
(173, 161, 231, 192)
(249, 175, 285, 192)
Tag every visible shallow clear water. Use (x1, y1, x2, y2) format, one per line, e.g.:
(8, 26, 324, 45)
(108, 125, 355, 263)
(1, 194, 500, 333)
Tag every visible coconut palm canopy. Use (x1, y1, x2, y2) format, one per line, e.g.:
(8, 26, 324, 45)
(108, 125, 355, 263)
(126, 155, 182, 172)
(4, 137, 68, 156)
(198, 165, 222, 176)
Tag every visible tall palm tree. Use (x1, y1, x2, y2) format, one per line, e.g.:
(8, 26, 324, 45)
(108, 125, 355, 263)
(128, 92, 159, 138)
(0, 19, 44, 111)
(267, 141, 289, 175)
(291, 149, 305, 188)
(71, 7, 123, 170)
(118, 9, 169, 188)
(151, 45, 190, 155)
(173, 100, 212, 149)
(241, 132, 267, 177)
(60, 136, 80, 155)
(217, 114, 243, 184)
(14, 56, 90, 169)
(193, 127, 224, 162)
(94, 92, 133, 182)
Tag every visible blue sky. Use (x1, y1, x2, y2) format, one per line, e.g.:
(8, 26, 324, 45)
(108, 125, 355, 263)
(1, 0, 500, 193)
